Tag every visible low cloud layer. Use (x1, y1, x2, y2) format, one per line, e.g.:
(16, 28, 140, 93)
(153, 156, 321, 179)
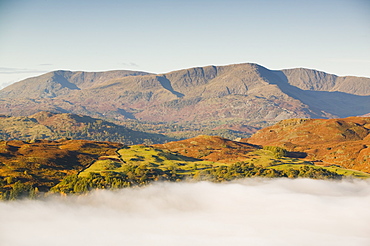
(1, 179, 370, 246)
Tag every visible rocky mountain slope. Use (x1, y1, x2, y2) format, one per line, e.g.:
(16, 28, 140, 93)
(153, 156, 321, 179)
(245, 117, 370, 172)
(0, 63, 369, 133)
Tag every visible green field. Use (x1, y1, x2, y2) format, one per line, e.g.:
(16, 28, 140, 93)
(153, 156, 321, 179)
(80, 145, 223, 177)
(79, 145, 370, 179)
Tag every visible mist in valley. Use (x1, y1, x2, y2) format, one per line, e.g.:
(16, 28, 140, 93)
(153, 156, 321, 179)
(1, 179, 370, 246)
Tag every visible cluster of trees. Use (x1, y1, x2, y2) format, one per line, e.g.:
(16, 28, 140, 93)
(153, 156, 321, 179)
(0, 117, 170, 144)
(0, 178, 39, 200)
(51, 121, 170, 144)
(193, 162, 342, 181)
(122, 119, 251, 140)
(50, 162, 342, 195)
(51, 164, 181, 194)
(263, 146, 288, 158)
(1, 162, 343, 198)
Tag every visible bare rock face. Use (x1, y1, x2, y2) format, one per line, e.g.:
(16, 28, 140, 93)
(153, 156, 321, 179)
(0, 63, 369, 130)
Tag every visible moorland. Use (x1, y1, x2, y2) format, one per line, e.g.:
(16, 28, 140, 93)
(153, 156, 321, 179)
(0, 63, 369, 199)
(1, 117, 369, 200)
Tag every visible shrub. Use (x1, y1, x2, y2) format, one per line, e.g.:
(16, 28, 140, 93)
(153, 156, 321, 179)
(263, 146, 287, 158)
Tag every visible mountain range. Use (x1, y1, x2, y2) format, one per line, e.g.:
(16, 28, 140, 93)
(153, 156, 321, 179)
(0, 63, 369, 134)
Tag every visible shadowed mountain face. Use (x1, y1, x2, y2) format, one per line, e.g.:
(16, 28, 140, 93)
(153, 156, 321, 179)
(256, 66, 370, 118)
(0, 63, 369, 131)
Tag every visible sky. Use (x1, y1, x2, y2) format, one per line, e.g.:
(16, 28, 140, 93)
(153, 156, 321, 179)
(1, 179, 370, 246)
(0, 0, 369, 88)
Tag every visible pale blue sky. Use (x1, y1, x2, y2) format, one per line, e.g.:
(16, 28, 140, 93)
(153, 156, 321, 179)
(0, 0, 369, 87)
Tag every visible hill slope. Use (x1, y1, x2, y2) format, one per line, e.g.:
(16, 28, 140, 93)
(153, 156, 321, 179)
(154, 135, 259, 162)
(1, 135, 369, 199)
(0, 139, 123, 191)
(246, 117, 370, 172)
(0, 111, 171, 144)
(0, 63, 369, 133)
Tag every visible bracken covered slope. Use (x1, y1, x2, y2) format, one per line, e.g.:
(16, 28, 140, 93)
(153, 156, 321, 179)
(154, 135, 259, 163)
(245, 117, 370, 172)
(0, 139, 123, 190)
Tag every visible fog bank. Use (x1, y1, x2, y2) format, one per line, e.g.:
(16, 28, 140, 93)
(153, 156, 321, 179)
(1, 179, 370, 246)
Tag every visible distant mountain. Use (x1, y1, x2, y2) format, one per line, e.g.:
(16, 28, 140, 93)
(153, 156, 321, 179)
(0, 64, 369, 133)
(0, 70, 152, 98)
(245, 117, 370, 172)
(0, 111, 171, 144)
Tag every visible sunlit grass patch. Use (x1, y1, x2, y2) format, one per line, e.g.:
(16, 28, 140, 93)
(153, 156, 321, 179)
(324, 166, 370, 179)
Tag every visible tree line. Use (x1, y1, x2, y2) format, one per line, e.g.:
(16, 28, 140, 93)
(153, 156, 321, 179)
(1, 162, 343, 199)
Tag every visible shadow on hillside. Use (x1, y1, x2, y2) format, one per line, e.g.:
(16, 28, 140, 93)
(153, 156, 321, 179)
(286, 151, 307, 158)
(53, 73, 81, 91)
(239, 142, 262, 149)
(157, 76, 185, 98)
(256, 66, 370, 117)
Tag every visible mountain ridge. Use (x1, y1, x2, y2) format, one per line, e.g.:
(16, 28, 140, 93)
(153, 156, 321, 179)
(0, 63, 369, 133)
(0, 69, 152, 99)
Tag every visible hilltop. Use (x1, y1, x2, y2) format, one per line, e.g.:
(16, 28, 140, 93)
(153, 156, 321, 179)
(0, 63, 369, 135)
(0, 111, 171, 144)
(154, 135, 258, 162)
(246, 117, 370, 172)
(0, 139, 123, 191)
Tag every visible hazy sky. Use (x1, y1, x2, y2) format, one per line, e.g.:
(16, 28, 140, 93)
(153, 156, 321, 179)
(0, 0, 369, 87)
(1, 179, 370, 246)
